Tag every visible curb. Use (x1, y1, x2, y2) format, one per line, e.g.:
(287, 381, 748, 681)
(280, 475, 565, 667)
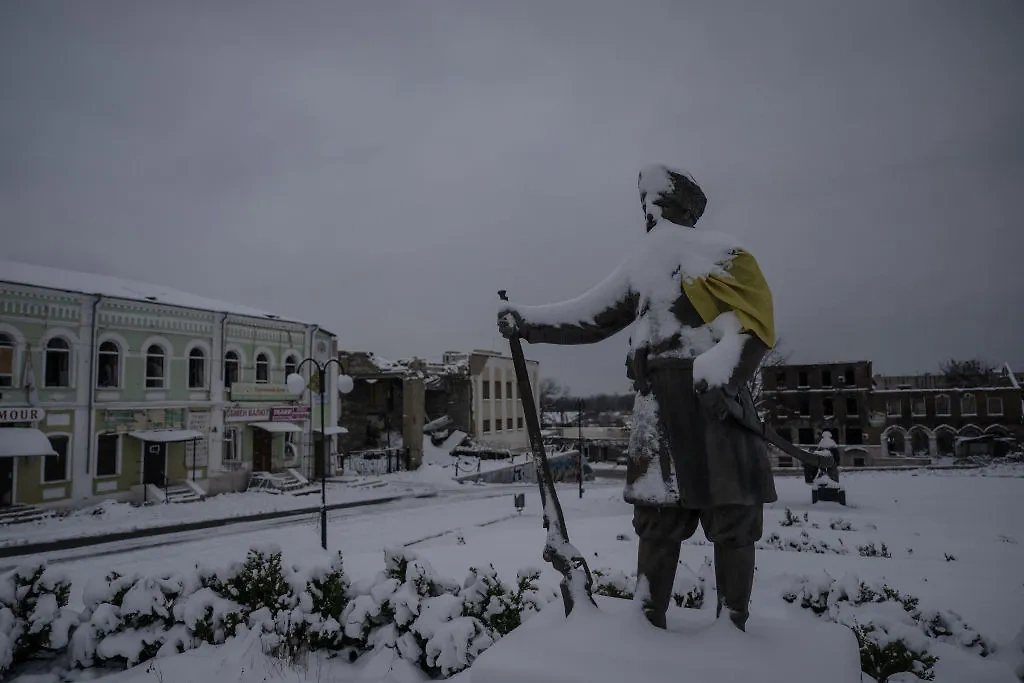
(0, 491, 438, 559)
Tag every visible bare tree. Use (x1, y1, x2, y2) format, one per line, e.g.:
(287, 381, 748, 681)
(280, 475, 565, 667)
(939, 358, 993, 388)
(748, 338, 790, 416)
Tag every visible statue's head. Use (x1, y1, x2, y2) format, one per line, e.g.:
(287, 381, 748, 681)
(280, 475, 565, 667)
(638, 164, 707, 231)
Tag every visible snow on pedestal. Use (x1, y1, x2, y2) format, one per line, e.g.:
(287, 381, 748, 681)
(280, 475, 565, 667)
(467, 597, 861, 683)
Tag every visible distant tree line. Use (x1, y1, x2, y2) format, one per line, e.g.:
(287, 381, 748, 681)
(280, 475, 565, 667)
(539, 378, 633, 413)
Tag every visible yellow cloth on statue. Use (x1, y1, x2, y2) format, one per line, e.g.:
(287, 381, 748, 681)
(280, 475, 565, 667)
(682, 249, 775, 348)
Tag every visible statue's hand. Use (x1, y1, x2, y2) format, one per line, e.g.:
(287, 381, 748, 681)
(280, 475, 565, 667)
(695, 380, 739, 422)
(497, 307, 525, 340)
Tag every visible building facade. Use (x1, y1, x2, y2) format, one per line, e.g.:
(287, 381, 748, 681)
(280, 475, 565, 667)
(468, 350, 539, 450)
(0, 260, 338, 509)
(336, 349, 541, 457)
(761, 360, 1022, 466)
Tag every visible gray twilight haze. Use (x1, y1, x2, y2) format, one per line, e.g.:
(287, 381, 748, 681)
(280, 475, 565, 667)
(1, 1, 1022, 395)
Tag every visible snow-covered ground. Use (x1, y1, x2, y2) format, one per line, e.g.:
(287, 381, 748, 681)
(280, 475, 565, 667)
(0, 480, 434, 550)
(5, 465, 1023, 682)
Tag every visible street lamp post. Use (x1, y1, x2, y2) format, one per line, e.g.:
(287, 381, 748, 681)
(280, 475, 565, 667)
(287, 359, 354, 551)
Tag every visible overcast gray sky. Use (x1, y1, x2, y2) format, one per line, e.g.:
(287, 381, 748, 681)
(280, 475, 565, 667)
(2, 1, 1022, 395)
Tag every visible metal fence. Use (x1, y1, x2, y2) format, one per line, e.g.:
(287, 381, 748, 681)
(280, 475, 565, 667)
(343, 448, 410, 476)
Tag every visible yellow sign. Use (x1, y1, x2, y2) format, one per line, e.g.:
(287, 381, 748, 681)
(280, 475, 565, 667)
(229, 383, 302, 402)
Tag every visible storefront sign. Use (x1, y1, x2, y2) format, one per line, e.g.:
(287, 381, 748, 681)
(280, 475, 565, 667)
(229, 383, 301, 402)
(103, 408, 185, 433)
(272, 406, 310, 422)
(224, 407, 271, 423)
(0, 407, 46, 423)
(187, 411, 210, 467)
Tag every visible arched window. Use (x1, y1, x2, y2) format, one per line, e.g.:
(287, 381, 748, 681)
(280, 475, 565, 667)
(188, 348, 206, 389)
(97, 341, 120, 388)
(0, 333, 14, 388)
(886, 430, 906, 456)
(145, 345, 165, 388)
(224, 351, 240, 388)
(961, 393, 977, 416)
(284, 355, 298, 378)
(935, 394, 951, 417)
(255, 353, 269, 383)
(44, 338, 71, 388)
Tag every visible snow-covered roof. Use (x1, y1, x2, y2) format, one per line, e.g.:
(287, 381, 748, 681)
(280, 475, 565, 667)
(0, 259, 311, 325)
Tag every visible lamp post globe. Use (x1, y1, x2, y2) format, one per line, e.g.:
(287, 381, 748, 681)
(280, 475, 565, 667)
(286, 373, 307, 395)
(338, 374, 354, 395)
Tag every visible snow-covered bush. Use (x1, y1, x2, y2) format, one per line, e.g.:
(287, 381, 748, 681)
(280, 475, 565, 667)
(591, 568, 635, 600)
(858, 542, 893, 558)
(462, 565, 549, 637)
(782, 572, 995, 681)
(0, 562, 77, 671)
(761, 531, 847, 555)
(853, 622, 938, 682)
(671, 563, 705, 609)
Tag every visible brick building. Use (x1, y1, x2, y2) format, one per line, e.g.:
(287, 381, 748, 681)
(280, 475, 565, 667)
(762, 360, 1023, 467)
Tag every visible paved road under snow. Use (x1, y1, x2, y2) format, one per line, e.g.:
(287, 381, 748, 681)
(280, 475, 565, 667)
(0, 483, 543, 574)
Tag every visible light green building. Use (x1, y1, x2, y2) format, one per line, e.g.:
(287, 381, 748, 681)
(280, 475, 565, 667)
(0, 259, 339, 510)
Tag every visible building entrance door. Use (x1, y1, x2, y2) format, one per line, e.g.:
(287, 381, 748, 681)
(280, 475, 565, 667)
(143, 442, 167, 486)
(253, 430, 273, 472)
(0, 458, 13, 507)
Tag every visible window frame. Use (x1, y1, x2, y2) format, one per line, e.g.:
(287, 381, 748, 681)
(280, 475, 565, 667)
(911, 395, 926, 417)
(887, 397, 902, 417)
(935, 393, 951, 417)
(481, 380, 490, 400)
(145, 344, 167, 389)
(95, 432, 121, 477)
(961, 393, 977, 416)
(96, 340, 121, 389)
(188, 347, 207, 389)
(255, 353, 270, 384)
(284, 355, 298, 378)
(42, 433, 71, 484)
(0, 332, 15, 388)
(482, 419, 491, 434)
(224, 350, 241, 388)
(986, 396, 1003, 416)
(44, 337, 73, 388)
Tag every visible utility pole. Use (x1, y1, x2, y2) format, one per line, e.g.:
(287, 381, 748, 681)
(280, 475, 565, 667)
(577, 398, 584, 498)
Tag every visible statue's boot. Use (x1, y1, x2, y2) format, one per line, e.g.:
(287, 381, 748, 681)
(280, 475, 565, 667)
(714, 544, 754, 632)
(637, 535, 681, 629)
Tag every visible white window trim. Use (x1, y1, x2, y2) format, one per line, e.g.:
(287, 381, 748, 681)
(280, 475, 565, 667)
(283, 350, 301, 378)
(0, 325, 23, 389)
(254, 352, 272, 384)
(223, 427, 240, 461)
(186, 340, 212, 390)
(935, 394, 951, 417)
(140, 335, 173, 390)
(224, 345, 246, 384)
(911, 396, 926, 417)
(96, 333, 128, 389)
(144, 345, 169, 389)
(95, 432, 122, 478)
(43, 337, 75, 389)
(961, 393, 977, 416)
(41, 431, 72, 485)
(987, 396, 1004, 416)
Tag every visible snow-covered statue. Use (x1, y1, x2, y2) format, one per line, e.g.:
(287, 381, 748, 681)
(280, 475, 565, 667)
(497, 164, 777, 631)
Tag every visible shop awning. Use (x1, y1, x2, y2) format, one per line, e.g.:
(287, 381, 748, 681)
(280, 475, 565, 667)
(251, 422, 304, 433)
(129, 429, 203, 443)
(315, 426, 349, 436)
(0, 428, 57, 458)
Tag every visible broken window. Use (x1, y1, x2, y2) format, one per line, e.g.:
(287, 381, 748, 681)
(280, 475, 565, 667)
(45, 338, 71, 388)
(0, 333, 15, 387)
(255, 353, 269, 383)
(188, 348, 206, 388)
(145, 345, 165, 389)
(224, 351, 240, 388)
(97, 340, 120, 388)
(987, 396, 1003, 416)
